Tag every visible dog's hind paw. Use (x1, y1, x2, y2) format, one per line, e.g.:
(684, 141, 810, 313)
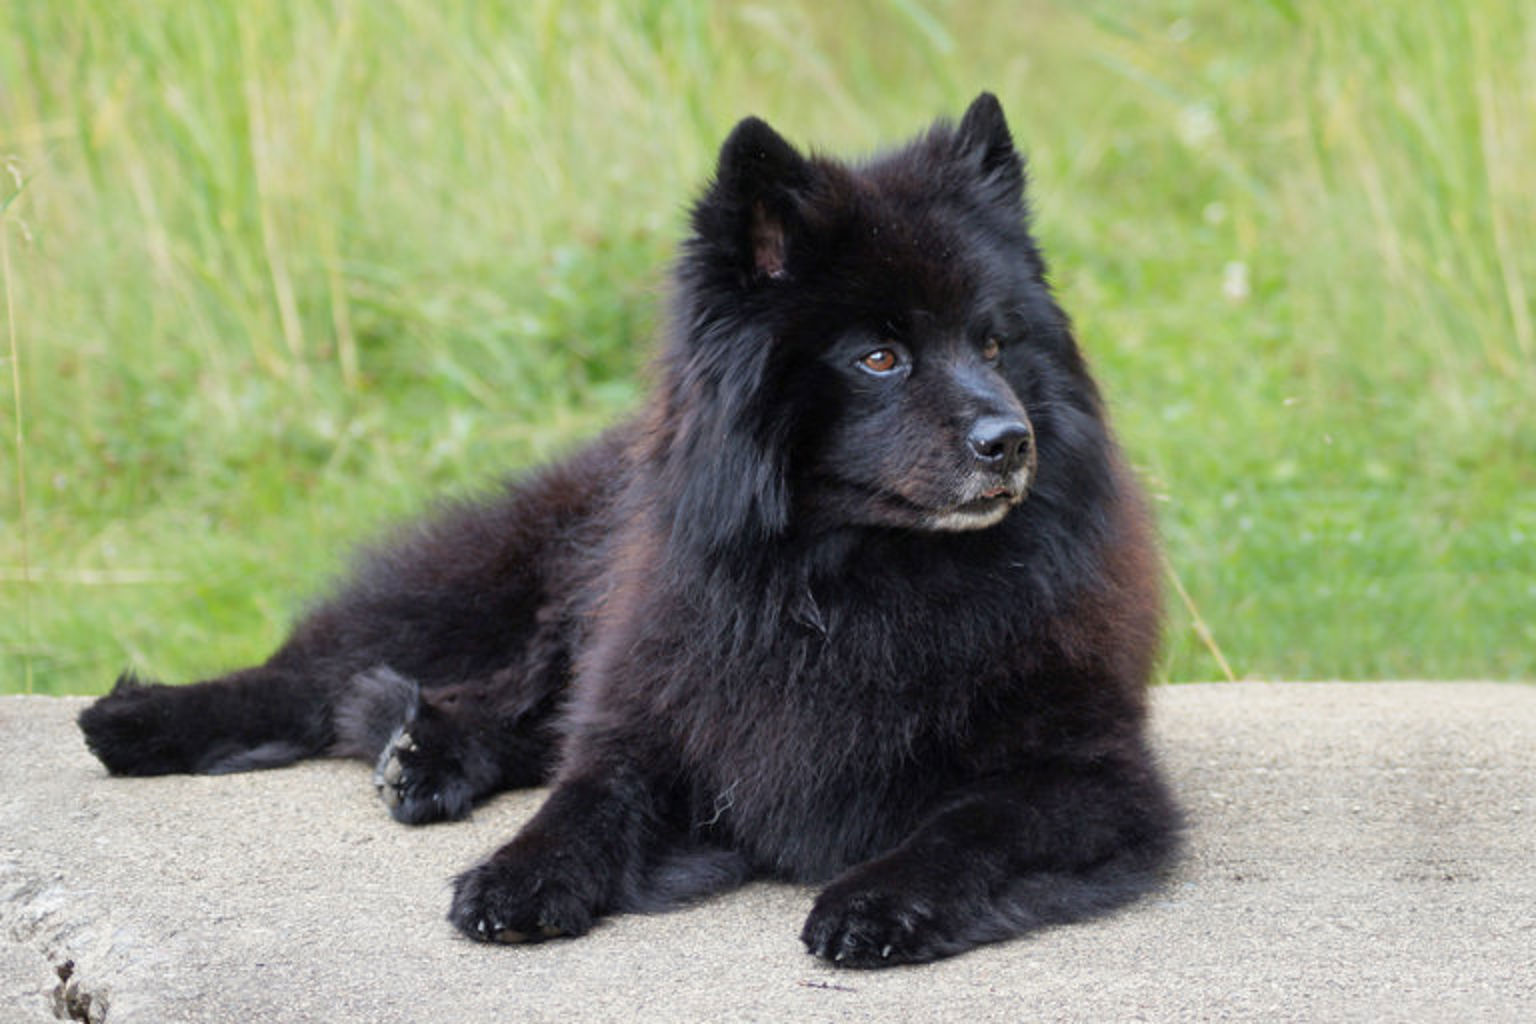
(372, 724, 474, 824)
(78, 673, 188, 776)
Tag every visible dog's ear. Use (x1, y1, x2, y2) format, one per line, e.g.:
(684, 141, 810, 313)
(952, 92, 1026, 209)
(694, 116, 814, 283)
(660, 117, 809, 554)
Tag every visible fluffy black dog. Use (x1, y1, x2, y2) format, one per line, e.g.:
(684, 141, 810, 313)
(80, 93, 1179, 967)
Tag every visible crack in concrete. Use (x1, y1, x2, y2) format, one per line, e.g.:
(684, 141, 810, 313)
(3, 862, 110, 1023)
(52, 959, 107, 1023)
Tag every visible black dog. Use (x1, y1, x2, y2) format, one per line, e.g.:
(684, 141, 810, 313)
(80, 93, 1179, 967)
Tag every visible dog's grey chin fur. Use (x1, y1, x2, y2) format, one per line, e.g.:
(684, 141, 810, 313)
(924, 496, 1026, 532)
(924, 470, 1030, 531)
(925, 501, 1014, 532)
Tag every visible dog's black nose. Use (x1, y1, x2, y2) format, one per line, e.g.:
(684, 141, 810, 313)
(968, 416, 1032, 471)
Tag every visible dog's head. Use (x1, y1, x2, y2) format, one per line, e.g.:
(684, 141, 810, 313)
(661, 93, 1107, 550)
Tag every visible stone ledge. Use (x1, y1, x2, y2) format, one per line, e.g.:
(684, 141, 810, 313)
(2, 683, 1533, 1023)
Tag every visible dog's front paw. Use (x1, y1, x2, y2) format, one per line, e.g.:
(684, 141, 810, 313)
(448, 851, 599, 944)
(801, 882, 956, 968)
(372, 724, 474, 824)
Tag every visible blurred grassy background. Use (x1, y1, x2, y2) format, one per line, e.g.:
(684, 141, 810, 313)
(2, 0, 1532, 694)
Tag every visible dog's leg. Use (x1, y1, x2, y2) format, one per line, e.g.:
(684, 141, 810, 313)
(363, 668, 560, 824)
(445, 733, 754, 944)
(79, 432, 623, 791)
(78, 664, 333, 776)
(446, 766, 659, 942)
(800, 747, 1180, 967)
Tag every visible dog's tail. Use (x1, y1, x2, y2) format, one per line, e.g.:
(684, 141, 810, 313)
(78, 664, 351, 776)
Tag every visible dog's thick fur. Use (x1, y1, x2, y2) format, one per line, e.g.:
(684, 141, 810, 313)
(79, 94, 1179, 967)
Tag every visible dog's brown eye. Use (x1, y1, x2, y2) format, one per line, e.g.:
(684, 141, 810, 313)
(859, 348, 900, 374)
(981, 337, 1002, 361)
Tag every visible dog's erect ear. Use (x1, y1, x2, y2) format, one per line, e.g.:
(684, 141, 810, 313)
(953, 92, 1026, 208)
(697, 116, 814, 283)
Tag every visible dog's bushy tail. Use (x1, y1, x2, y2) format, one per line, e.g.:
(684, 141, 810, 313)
(79, 665, 337, 776)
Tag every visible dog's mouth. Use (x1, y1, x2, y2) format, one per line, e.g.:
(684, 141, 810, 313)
(924, 475, 1029, 531)
(816, 468, 1031, 533)
(955, 489, 1013, 514)
(970, 470, 1031, 506)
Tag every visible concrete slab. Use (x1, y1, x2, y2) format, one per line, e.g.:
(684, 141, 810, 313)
(2, 683, 1533, 1023)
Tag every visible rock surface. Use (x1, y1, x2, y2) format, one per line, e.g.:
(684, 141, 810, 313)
(2, 683, 1533, 1023)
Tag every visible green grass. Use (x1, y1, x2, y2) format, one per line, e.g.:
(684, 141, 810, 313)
(2, 0, 1532, 694)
